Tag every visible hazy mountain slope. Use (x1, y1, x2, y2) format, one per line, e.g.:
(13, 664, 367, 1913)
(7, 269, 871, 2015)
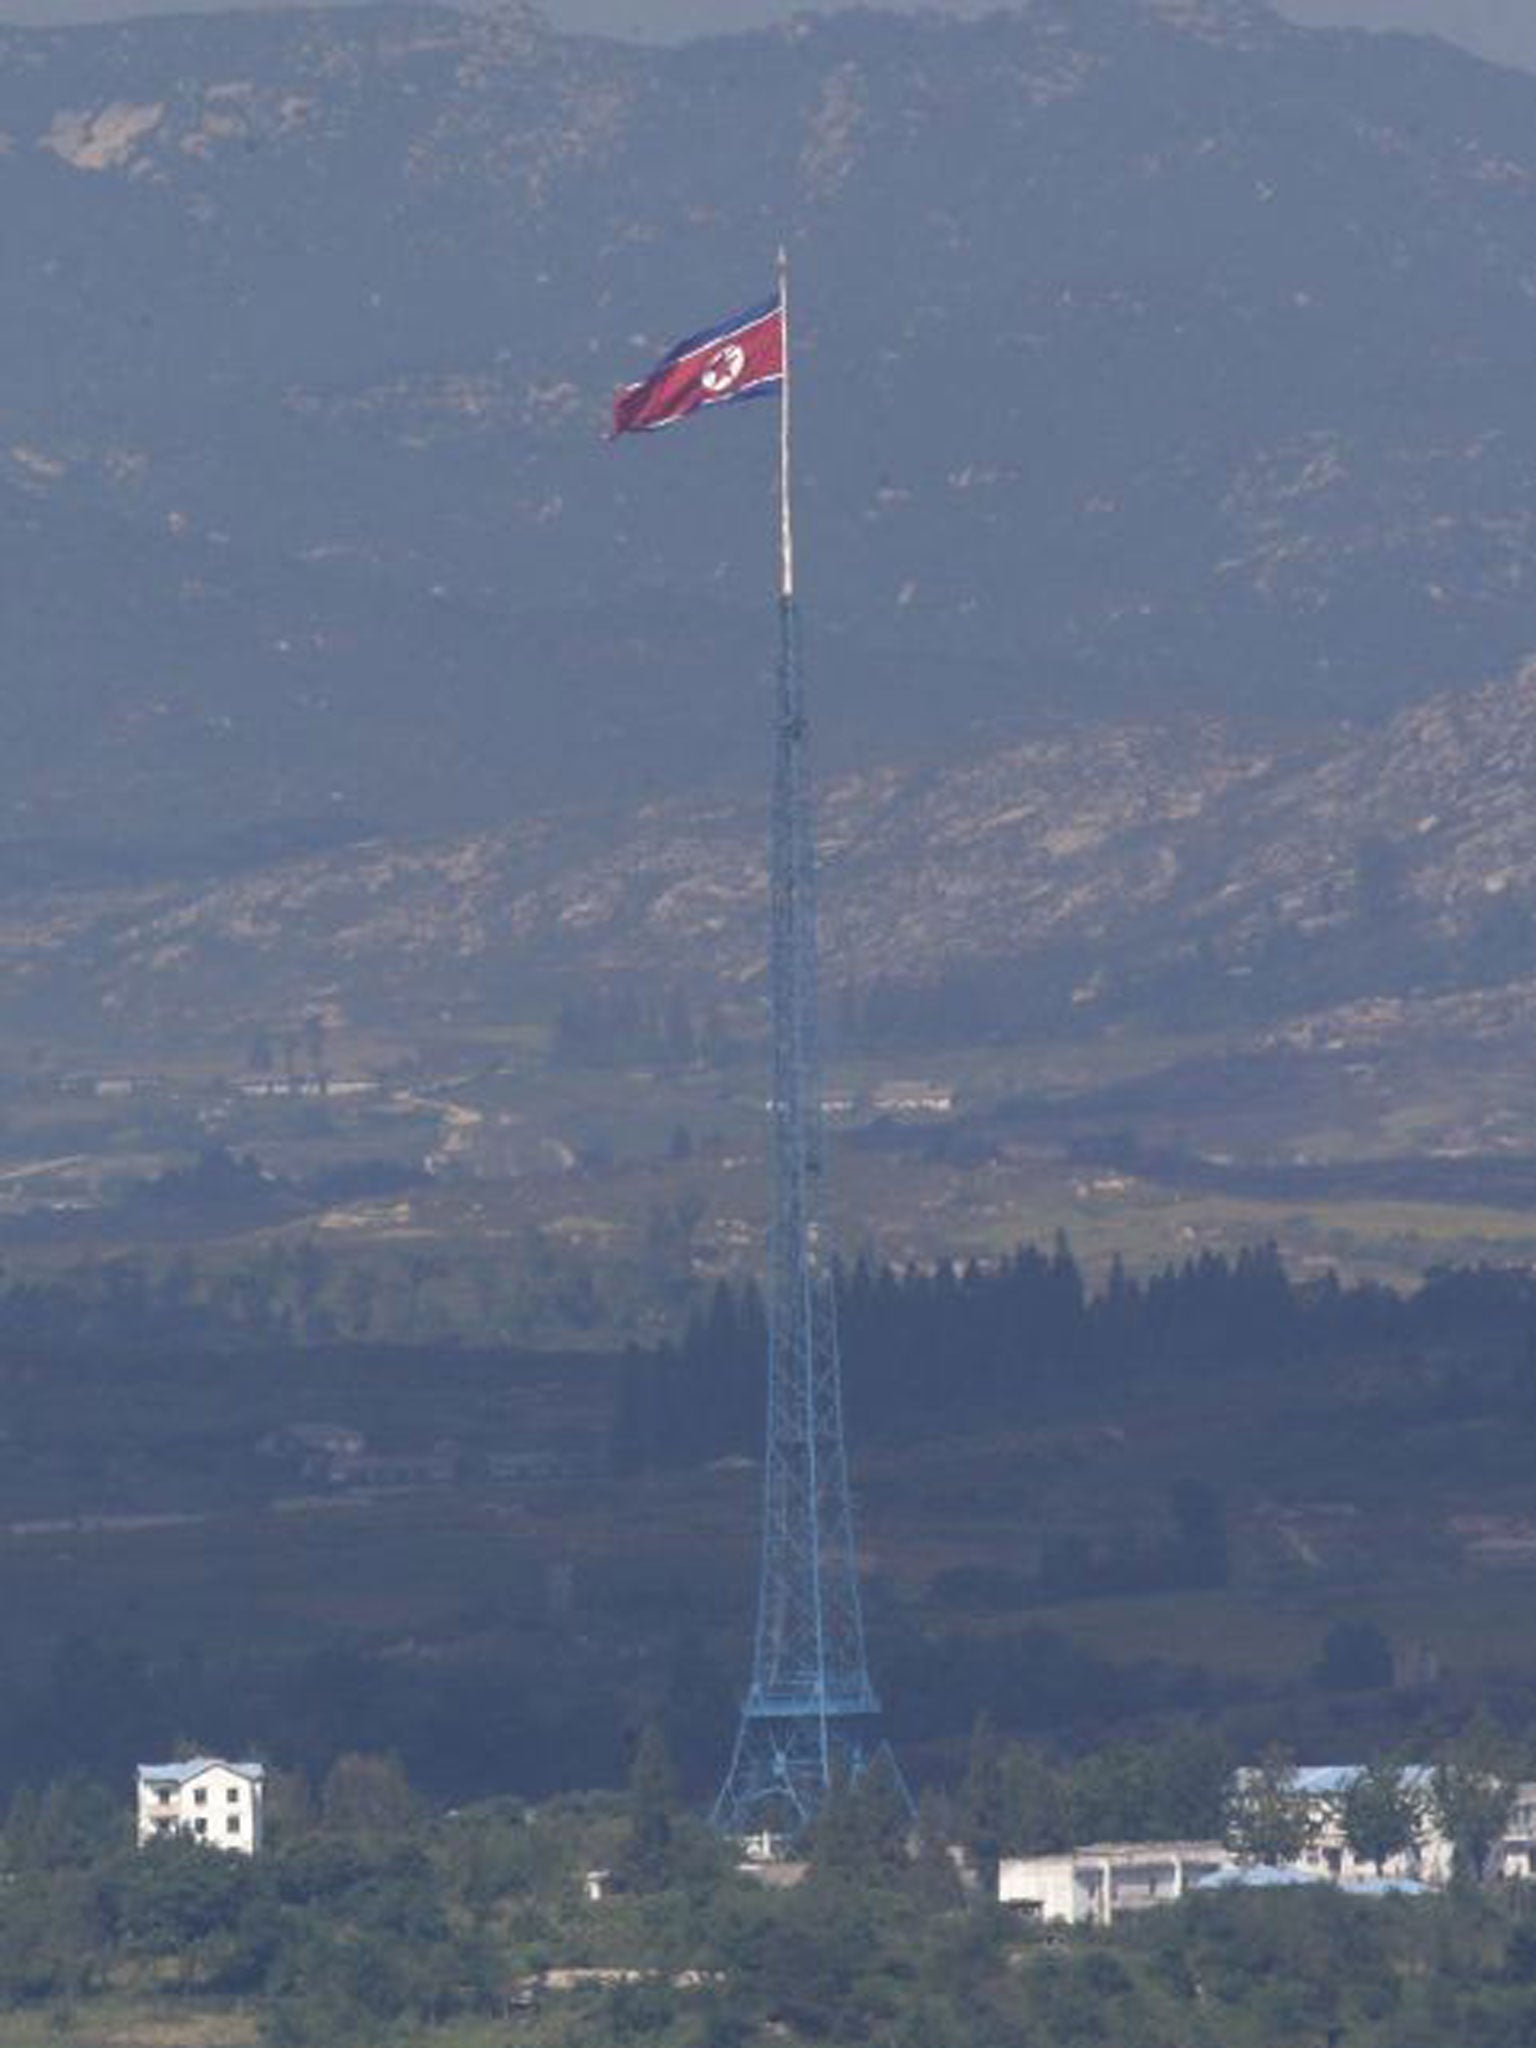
(1275, 0, 1536, 76)
(9, 0, 1536, 851)
(13, 657, 1536, 1051)
(10, 0, 1536, 79)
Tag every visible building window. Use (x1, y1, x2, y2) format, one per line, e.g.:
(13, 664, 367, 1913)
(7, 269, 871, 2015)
(193, 1788, 208, 1807)
(227, 1815, 241, 1835)
(156, 1786, 172, 1803)
(194, 1818, 207, 1836)
(228, 1786, 241, 1803)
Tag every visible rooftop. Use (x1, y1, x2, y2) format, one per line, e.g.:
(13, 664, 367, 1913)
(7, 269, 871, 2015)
(1237, 1764, 1435, 1796)
(1197, 1864, 1322, 1890)
(136, 1757, 265, 1786)
(1004, 1840, 1229, 1867)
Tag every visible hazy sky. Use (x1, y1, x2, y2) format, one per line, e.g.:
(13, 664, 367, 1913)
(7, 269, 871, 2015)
(0, 0, 1532, 72)
(1274, 0, 1536, 73)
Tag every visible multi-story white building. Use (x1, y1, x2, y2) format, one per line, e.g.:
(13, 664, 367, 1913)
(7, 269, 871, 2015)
(1273, 1765, 1448, 1885)
(1000, 1766, 1536, 1919)
(136, 1758, 265, 1855)
(1236, 1764, 1536, 1886)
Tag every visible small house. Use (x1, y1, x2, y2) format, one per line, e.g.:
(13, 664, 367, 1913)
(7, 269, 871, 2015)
(137, 1758, 265, 1855)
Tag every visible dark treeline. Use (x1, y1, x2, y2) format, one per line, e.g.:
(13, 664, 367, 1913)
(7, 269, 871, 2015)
(613, 1241, 1536, 1474)
(12, 1728, 1536, 2048)
(0, 1596, 1231, 1822)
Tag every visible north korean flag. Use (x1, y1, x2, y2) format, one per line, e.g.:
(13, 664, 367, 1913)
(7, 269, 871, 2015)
(612, 295, 784, 437)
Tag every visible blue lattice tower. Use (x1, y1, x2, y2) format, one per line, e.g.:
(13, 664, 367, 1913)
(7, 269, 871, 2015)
(713, 254, 895, 1839)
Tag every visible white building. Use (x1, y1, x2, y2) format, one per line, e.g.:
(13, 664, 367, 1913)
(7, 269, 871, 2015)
(1501, 1785, 1536, 1877)
(1237, 1764, 1536, 1886)
(137, 1758, 265, 1854)
(1272, 1765, 1449, 1886)
(869, 1080, 955, 1118)
(1000, 1767, 1536, 1921)
(999, 1840, 1233, 1925)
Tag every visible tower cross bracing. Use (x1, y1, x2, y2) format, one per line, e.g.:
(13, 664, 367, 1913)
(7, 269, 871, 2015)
(713, 250, 893, 1837)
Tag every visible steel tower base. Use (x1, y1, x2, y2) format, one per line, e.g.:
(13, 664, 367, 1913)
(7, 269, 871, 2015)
(713, 1704, 887, 1838)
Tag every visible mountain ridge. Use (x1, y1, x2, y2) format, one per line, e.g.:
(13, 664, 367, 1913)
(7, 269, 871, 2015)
(10, 0, 1536, 856)
(11, 653, 1536, 1056)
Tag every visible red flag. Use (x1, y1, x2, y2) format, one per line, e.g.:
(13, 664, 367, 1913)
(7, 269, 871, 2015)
(612, 296, 783, 437)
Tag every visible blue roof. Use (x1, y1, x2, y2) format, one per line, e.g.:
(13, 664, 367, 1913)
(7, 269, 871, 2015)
(1289, 1765, 1435, 1795)
(1340, 1875, 1432, 1896)
(137, 1757, 264, 1784)
(1197, 1864, 1432, 1897)
(1196, 1864, 1324, 1890)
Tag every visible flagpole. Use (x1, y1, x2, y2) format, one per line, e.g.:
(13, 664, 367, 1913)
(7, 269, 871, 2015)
(778, 244, 795, 604)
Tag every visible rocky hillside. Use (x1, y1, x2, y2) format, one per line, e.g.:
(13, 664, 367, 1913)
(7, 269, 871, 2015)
(9, 0, 1536, 853)
(12, 656, 1536, 1054)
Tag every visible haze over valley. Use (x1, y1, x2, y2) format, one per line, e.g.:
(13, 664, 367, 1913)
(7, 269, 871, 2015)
(6, 0, 1536, 1295)
(11, 12, 1536, 2043)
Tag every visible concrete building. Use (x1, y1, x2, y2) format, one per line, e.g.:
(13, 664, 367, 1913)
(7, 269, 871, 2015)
(1273, 1765, 1450, 1886)
(325, 1444, 458, 1489)
(1000, 1765, 1536, 1920)
(1237, 1763, 1536, 1886)
(999, 1841, 1232, 1925)
(137, 1758, 265, 1854)
(869, 1080, 955, 1118)
(1500, 1785, 1536, 1877)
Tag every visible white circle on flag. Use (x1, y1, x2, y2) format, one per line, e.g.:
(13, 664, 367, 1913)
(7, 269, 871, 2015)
(701, 343, 747, 394)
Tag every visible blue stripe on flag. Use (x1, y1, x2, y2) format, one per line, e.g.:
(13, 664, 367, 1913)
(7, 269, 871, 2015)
(659, 296, 779, 368)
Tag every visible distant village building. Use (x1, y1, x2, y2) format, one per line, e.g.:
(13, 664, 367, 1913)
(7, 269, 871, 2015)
(999, 1841, 1232, 1925)
(257, 1422, 369, 1485)
(1224, 1763, 1536, 1890)
(258, 1422, 367, 1465)
(325, 1442, 459, 1490)
(734, 1832, 809, 1888)
(1277, 1765, 1536, 1886)
(869, 1079, 955, 1118)
(1000, 1765, 1536, 1917)
(234, 1076, 377, 1100)
(1502, 1787, 1536, 1878)
(1274, 1766, 1451, 1886)
(257, 1425, 592, 1493)
(485, 1448, 598, 1486)
(738, 1829, 794, 1865)
(137, 1758, 265, 1855)
(255, 1424, 461, 1490)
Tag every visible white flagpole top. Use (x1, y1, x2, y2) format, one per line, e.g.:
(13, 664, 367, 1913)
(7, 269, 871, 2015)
(778, 244, 794, 603)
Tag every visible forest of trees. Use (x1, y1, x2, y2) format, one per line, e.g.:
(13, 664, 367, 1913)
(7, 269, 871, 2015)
(12, 1724, 1536, 2047)
(611, 1240, 1536, 1474)
(3, 1240, 1536, 1809)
